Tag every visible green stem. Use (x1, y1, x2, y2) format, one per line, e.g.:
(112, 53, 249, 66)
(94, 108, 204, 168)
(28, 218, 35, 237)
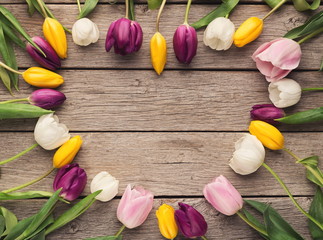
(201, 236, 209, 240)
(0, 143, 38, 166)
(76, 0, 82, 13)
(262, 162, 323, 230)
(37, 0, 49, 18)
(114, 225, 126, 238)
(2, 167, 55, 193)
(298, 27, 323, 45)
(282, 148, 301, 161)
(125, 0, 129, 19)
(262, 0, 287, 21)
(0, 61, 23, 75)
(302, 87, 323, 91)
(183, 0, 193, 25)
(236, 211, 269, 236)
(0, 98, 28, 104)
(156, 0, 167, 32)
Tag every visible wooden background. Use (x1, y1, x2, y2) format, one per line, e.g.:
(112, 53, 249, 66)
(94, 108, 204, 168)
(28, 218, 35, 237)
(0, 1, 322, 239)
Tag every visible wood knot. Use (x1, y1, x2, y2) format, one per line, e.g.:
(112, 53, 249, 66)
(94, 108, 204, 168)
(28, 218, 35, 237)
(284, 17, 306, 31)
(67, 221, 80, 234)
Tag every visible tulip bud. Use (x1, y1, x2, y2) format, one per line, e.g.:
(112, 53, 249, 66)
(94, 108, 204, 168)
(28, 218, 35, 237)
(29, 89, 66, 110)
(229, 134, 265, 175)
(150, 32, 167, 75)
(173, 24, 197, 64)
(249, 120, 284, 150)
(250, 104, 285, 124)
(203, 17, 235, 51)
(203, 175, 243, 216)
(22, 67, 64, 88)
(174, 203, 207, 238)
(43, 17, 67, 59)
(53, 163, 87, 201)
(90, 171, 119, 202)
(268, 78, 302, 108)
(233, 17, 263, 47)
(26, 36, 61, 70)
(117, 184, 154, 229)
(105, 18, 143, 55)
(72, 18, 100, 46)
(53, 136, 83, 168)
(34, 113, 70, 150)
(156, 204, 178, 239)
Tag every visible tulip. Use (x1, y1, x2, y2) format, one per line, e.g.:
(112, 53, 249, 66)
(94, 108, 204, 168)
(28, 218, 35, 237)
(72, 18, 100, 46)
(203, 17, 235, 51)
(250, 104, 285, 124)
(203, 175, 243, 216)
(150, 32, 167, 75)
(34, 113, 70, 150)
(156, 204, 178, 239)
(90, 171, 119, 202)
(268, 78, 302, 108)
(233, 17, 263, 47)
(229, 134, 265, 175)
(117, 184, 154, 229)
(252, 38, 302, 82)
(29, 89, 66, 109)
(249, 120, 284, 150)
(53, 163, 87, 201)
(53, 136, 83, 168)
(174, 203, 207, 238)
(173, 24, 197, 64)
(43, 17, 67, 59)
(26, 36, 61, 70)
(22, 67, 64, 88)
(105, 18, 143, 55)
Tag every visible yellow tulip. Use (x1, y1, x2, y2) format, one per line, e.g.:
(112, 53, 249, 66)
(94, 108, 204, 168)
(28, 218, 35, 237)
(43, 17, 67, 59)
(53, 136, 83, 168)
(150, 32, 167, 75)
(249, 120, 284, 150)
(22, 67, 64, 88)
(233, 17, 263, 47)
(156, 204, 178, 239)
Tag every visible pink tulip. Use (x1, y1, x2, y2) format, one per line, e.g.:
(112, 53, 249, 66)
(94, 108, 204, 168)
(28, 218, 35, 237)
(117, 184, 154, 229)
(203, 175, 243, 216)
(252, 38, 301, 82)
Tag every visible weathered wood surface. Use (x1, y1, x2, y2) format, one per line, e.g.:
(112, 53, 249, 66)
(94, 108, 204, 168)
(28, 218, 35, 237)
(1, 4, 322, 69)
(0, 197, 313, 239)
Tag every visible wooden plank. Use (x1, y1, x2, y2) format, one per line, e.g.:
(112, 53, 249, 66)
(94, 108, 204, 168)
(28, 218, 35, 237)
(2, 4, 322, 69)
(0, 70, 322, 131)
(0, 197, 312, 239)
(0, 132, 320, 196)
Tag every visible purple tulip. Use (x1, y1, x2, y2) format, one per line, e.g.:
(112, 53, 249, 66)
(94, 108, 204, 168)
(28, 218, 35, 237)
(173, 25, 198, 64)
(250, 104, 285, 124)
(53, 163, 87, 201)
(105, 18, 143, 55)
(26, 36, 61, 71)
(175, 203, 208, 238)
(29, 89, 66, 110)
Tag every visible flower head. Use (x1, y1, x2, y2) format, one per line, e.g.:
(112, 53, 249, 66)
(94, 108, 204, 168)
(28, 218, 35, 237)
(22, 67, 64, 88)
(150, 32, 167, 75)
(156, 204, 178, 239)
(29, 89, 66, 110)
(233, 17, 263, 47)
(173, 24, 197, 64)
(72, 18, 100, 46)
(90, 171, 119, 202)
(250, 104, 285, 124)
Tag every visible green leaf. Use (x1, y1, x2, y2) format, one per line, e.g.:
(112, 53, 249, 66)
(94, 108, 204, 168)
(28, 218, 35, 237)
(276, 107, 323, 124)
(0, 215, 5, 236)
(0, 191, 54, 201)
(147, 0, 162, 10)
(45, 190, 102, 235)
(5, 36, 19, 90)
(292, 0, 321, 11)
(0, 207, 18, 237)
(0, 67, 12, 94)
(297, 156, 323, 187)
(191, 0, 239, 29)
(0, 22, 26, 48)
(242, 208, 269, 240)
(263, 0, 282, 8)
(0, 103, 54, 120)
(4, 216, 34, 240)
(78, 0, 99, 19)
(26, 0, 36, 16)
(85, 236, 123, 240)
(320, 58, 323, 71)
(309, 187, 323, 239)
(245, 200, 268, 213)
(25, 214, 54, 240)
(30, 230, 45, 240)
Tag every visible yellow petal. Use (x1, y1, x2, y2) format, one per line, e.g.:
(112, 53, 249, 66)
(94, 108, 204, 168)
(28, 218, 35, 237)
(53, 136, 83, 168)
(156, 204, 178, 239)
(22, 67, 64, 88)
(234, 17, 263, 47)
(150, 32, 167, 75)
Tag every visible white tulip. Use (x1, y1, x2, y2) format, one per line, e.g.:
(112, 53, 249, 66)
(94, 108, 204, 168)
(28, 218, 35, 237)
(203, 17, 235, 51)
(72, 18, 100, 46)
(90, 171, 119, 202)
(268, 78, 302, 108)
(229, 134, 265, 175)
(34, 113, 70, 150)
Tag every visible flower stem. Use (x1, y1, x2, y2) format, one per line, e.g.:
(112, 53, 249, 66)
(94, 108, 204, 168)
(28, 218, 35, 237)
(0, 62, 23, 75)
(125, 0, 129, 19)
(0, 143, 39, 166)
(201, 236, 209, 240)
(262, 162, 323, 230)
(236, 211, 269, 236)
(282, 148, 301, 161)
(2, 167, 55, 193)
(156, 0, 167, 32)
(183, 0, 193, 25)
(262, 0, 287, 21)
(37, 0, 49, 18)
(114, 225, 126, 238)
(76, 0, 82, 13)
(298, 27, 323, 45)
(0, 98, 29, 104)
(302, 87, 323, 91)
